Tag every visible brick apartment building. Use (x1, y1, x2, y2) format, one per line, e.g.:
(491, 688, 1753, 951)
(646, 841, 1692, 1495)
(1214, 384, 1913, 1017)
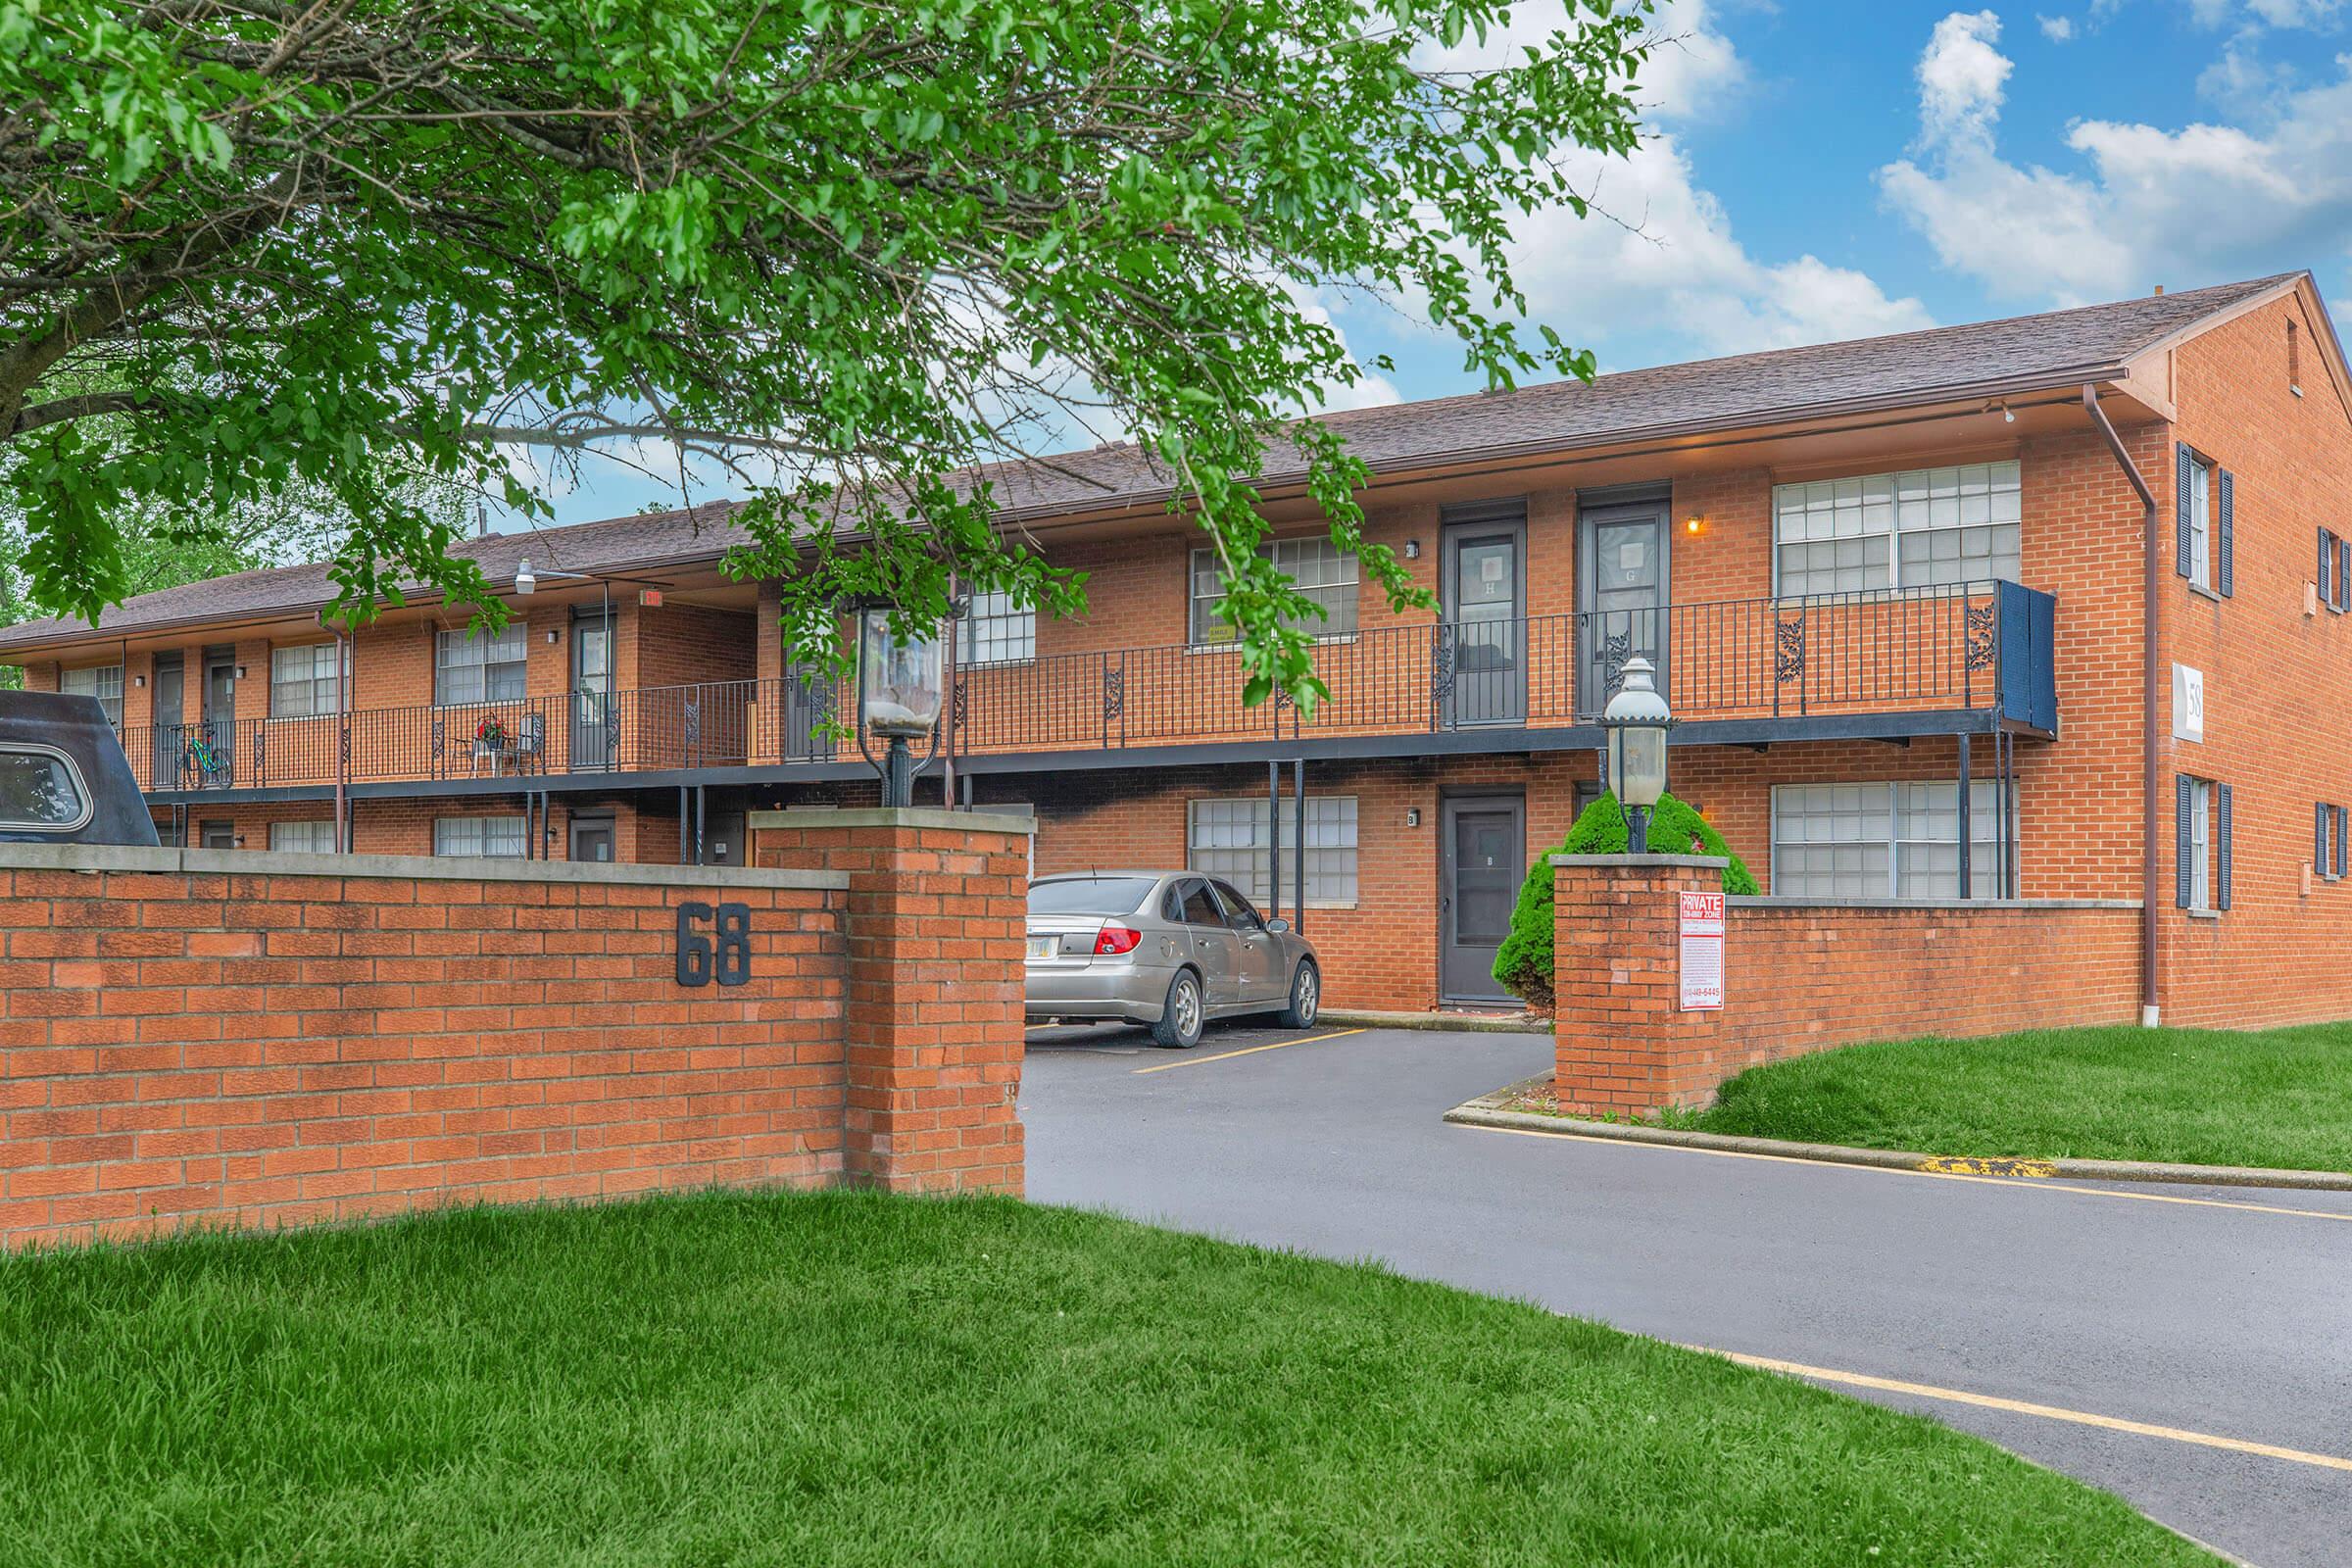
(5, 271, 2347, 1028)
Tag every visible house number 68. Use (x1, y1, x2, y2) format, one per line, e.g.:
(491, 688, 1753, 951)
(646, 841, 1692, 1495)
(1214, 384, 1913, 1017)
(676, 902, 752, 987)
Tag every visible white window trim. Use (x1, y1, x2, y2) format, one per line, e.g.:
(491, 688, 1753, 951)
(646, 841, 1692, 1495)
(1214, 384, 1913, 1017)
(2185, 777, 2213, 912)
(433, 814, 528, 858)
(269, 819, 339, 855)
(269, 642, 345, 720)
(955, 589, 1038, 668)
(1770, 462, 2024, 601)
(1185, 795, 1360, 908)
(1769, 780, 2018, 902)
(1188, 539, 1361, 649)
(59, 663, 124, 725)
(432, 623, 530, 709)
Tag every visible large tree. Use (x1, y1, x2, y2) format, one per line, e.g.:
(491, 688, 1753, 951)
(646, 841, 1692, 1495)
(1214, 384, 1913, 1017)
(1, 0, 1650, 704)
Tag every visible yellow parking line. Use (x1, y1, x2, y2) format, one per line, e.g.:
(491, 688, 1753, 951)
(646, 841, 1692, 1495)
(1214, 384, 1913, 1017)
(1132, 1027, 1368, 1075)
(1700, 1347, 2352, 1475)
(1462, 1123, 2352, 1223)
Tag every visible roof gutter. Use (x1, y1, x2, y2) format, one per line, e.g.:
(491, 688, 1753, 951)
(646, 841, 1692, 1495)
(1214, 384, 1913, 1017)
(2082, 382, 2162, 1027)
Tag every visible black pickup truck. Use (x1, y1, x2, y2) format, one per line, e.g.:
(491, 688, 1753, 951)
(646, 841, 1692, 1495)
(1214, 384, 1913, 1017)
(0, 691, 162, 847)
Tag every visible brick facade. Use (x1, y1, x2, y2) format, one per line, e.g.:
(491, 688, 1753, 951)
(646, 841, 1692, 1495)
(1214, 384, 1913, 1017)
(0, 816, 1028, 1250)
(1549, 856, 2141, 1115)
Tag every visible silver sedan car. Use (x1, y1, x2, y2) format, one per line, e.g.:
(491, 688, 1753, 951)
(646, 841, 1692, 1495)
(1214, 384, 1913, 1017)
(1024, 871, 1321, 1049)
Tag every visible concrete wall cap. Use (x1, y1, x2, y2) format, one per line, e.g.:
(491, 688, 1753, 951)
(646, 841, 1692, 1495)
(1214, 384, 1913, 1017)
(1550, 853, 1730, 870)
(1728, 895, 2141, 911)
(747, 807, 1036, 837)
(0, 843, 848, 891)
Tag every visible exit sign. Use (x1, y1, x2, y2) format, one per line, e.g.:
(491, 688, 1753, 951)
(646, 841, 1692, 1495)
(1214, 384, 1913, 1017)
(639, 588, 664, 608)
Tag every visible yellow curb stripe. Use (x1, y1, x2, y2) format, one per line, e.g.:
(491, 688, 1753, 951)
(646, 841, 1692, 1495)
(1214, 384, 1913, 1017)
(1131, 1027, 1368, 1075)
(1920, 1154, 2061, 1178)
(1699, 1347, 2352, 1475)
(1461, 1123, 2352, 1223)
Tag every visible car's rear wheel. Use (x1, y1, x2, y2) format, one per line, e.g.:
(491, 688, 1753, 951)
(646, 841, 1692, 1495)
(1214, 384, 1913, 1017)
(1279, 960, 1320, 1029)
(1151, 969, 1204, 1050)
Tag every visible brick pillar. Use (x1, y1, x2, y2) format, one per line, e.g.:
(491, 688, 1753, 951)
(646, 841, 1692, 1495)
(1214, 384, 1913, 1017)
(749, 808, 1032, 1195)
(1551, 854, 1728, 1118)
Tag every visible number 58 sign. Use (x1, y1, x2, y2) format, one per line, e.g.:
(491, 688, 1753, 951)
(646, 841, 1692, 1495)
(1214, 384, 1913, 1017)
(676, 902, 753, 987)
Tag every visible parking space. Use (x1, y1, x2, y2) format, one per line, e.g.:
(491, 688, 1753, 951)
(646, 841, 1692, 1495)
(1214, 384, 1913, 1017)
(1023, 1019, 1353, 1067)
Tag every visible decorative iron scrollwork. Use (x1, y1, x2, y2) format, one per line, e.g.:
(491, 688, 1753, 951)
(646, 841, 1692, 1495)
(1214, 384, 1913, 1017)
(683, 700, 703, 750)
(1773, 612, 1806, 685)
(1429, 629, 1456, 705)
(952, 674, 970, 729)
(1964, 602, 1998, 671)
(1599, 629, 1634, 698)
(430, 716, 447, 761)
(1102, 664, 1125, 723)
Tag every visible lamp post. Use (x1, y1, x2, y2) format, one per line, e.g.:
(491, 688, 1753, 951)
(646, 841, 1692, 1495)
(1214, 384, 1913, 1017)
(1600, 656, 1673, 854)
(857, 606, 943, 808)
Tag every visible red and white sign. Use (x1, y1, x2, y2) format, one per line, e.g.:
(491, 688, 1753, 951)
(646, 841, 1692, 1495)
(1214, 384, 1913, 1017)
(1678, 891, 1725, 1011)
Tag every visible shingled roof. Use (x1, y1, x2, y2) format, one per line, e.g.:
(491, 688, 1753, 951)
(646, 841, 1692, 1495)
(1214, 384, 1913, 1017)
(0, 271, 2302, 653)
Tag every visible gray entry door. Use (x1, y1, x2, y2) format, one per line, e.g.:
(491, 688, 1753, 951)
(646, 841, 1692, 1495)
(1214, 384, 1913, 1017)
(151, 654, 183, 790)
(570, 815, 616, 863)
(1444, 526, 1524, 725)
(1440, 796, 1524, 1003)
(1580, 507, 1668, 716)
(198, 650, 236, 787)
(571, 610, 614, 771)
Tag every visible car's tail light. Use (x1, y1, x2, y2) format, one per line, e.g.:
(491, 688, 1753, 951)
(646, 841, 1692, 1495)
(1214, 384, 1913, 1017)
(1093, 922, 1143, 956)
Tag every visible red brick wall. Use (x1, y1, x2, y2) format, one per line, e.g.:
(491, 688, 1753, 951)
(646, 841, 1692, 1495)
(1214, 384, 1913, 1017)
(0, 815, 1029, 1250)
(1550, 857, 2141, 1115)
(2155, 278, 2352, 1027)
(0, 847, 850, 1250)
(748, 809, 1029, 1194)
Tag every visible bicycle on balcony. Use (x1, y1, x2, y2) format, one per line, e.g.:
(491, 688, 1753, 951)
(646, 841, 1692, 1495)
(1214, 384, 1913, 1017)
(179, 729, 231, 791)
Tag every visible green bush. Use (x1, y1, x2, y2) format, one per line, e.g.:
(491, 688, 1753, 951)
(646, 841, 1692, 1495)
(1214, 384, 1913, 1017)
(1492, 793, 1758, 1010)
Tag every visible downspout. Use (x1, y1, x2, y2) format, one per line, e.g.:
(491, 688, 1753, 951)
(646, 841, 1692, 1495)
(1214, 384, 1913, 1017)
(2082, 383, 2162, 1027)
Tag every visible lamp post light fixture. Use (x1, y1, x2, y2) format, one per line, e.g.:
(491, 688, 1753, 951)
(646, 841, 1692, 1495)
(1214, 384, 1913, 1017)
(857, 605, 944, 808)
(1600, 655, 1674, 854)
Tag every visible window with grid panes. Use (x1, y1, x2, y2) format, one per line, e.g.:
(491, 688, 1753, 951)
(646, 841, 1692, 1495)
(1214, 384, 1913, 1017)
(955, 587, 1035, 665)
(1189, 539, 1358, 644)
(1771, 781, 2011, 900)
(1186, 796, 1357, 906)
(269, 819, 338, 854)
(434, 624, 528, 705)
(270, 643, 342, 717)
(1772, 463, 2022, 598)
(59, 663, 123, 725)
(433, 815, 527, 858)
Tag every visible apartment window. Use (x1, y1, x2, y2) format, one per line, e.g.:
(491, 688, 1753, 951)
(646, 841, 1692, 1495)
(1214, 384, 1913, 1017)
(2318, 804, 2348, 881)
(198, 820, 234, 850)
(2176, 775, 2233, 912)
(270, 643, 342, 717)
(2321, 529, 2348, 612)
(269, 819, 338, 855)
(1771, 781, 2011, 901)
(1189, 538, 1358, 645)
(956, 588, 1035, 666)
(1186, 796, 1358, 907)
(434, 624, 528, 706)
(1772, 463, 2022, 599)
(2183, 456, 2214, 591)
(434, 815, 527, 858)
(59, 663, 123, 725)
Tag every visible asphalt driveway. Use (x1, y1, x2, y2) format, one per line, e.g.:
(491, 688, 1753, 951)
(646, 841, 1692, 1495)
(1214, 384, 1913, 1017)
(1023, 1023, 2352, 1568)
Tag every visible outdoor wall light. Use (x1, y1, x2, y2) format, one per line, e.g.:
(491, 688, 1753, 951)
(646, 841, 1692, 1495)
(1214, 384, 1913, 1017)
(1684, 514, 1705, 535)
(1406, 808, 1422, 828)
(857, 604, 943, 808)
(132, 674, 146, 689)
(1403, 540, 1422, 560)
(1601, 656, 1673, 853)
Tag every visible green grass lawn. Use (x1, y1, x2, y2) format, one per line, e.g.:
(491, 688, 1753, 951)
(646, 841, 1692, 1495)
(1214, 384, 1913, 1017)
(1680, 1022, 2352, 1172)
(0, 1192, 2211, 1567)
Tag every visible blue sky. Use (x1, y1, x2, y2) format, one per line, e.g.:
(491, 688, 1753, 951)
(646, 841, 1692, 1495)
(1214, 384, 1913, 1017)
(535, 0, 2352, 524)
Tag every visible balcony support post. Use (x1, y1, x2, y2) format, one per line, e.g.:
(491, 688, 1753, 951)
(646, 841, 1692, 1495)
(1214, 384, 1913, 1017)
(1957, 729, 1973, 901)
(1267, 760, 1282, 923)
(1293, 758, 1306, 934)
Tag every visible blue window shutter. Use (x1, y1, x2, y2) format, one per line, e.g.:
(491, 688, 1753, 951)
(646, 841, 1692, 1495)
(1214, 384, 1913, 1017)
(2177, 774, 2194, 908)
(2216, 470, 2234, 598)
(2321, 528, 2334, 608)
(2176, 445, 2193, 580)
(2337, 808, 2348, 881)
(2217, 783, 2233, 911)
(2337, 541, 2348, 612)
(2318, 803, 2328, 874)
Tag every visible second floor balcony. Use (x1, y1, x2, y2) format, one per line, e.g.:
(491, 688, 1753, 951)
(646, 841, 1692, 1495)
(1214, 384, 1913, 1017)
(115, 581, 2055, 796)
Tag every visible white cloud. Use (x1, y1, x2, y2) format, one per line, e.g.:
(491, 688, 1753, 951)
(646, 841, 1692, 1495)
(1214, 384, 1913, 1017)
(1413, 0, 1932, 361)
(1917, 11, 2012, 146)
(1879, 12, 2352, 303)
(2038, 15, 2077, 41)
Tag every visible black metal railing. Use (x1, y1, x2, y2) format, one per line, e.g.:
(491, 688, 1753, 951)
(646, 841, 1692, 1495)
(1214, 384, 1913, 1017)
(104, 582, 2054, 794)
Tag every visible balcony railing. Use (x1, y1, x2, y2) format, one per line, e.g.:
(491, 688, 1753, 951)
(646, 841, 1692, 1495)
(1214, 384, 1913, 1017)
(111, 581, 2053, 794)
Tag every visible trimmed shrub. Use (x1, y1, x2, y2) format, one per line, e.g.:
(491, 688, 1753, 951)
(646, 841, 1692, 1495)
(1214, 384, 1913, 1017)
(1491, 793, 1758, 1011)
